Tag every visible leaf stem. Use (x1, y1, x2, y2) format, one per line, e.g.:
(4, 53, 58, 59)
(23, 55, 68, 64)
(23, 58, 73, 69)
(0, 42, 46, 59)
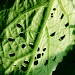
(26, 0, 54, 75)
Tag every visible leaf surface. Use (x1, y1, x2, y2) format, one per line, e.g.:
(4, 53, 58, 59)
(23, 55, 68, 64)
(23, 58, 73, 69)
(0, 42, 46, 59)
(0, 0, 75, 75)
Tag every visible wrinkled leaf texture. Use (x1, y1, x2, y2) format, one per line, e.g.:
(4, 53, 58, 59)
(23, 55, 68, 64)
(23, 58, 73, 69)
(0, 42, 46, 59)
(0, 0, 75, 75)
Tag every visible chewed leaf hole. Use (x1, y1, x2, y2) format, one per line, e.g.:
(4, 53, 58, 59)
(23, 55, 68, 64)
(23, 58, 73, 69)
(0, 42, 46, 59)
(19, 32, 24, 37)
(8, 37, 15, 41)
(17, 24, 22, 28)
(24, 61, 29, 64)
(42, 53, 44, 56)
(59, 35, 65, 41)
(65, 23, 69, 27)
(44, 59, 48, 66)
(37, 47, 40, 51)
(43, 48, 46, 51)
(53, 8, 56, 11)
(60, 13, 64, 19)
(22, 44, 26, 48)
(37, 54, 41, 59)
(34, 60, 38, 65)
(9, 53, 15, 57)
(51, 15, 53, 18)
(50, 32, 56, 36)
(51, 13, 53, 15)
(29, 43, 34, 49)
(21, 65, 27, 71)
(35, 57, 36, 59)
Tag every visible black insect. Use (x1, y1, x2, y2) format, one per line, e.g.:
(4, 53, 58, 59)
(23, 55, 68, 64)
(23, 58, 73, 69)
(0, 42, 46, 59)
(59, 35, 65, 41)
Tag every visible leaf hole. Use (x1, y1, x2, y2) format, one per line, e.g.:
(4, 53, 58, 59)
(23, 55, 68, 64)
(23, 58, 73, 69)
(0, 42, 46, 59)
(22, 44, 26, 48)
(42, 53, 44, 56)
(19, 32, 24, 37)
(51, 15, 53, 18)
(21, 65, 27, 71)
(43, 48, 46, 51)
(37, 47, 40, 51)
(59, 35, 65, 41)
(8, 37, 15, 41)
(37, 54, 41, 59)
(17, 24, 22, 28)
(35, 57, 36, 59)
(44, 59, 48, 66)
(65, 23, 69, 27)
(9, 53, 15, 57)
(50, 32, 56, 36)
(53, 8, 56, 11)
(34, 60, 38, 65)
(29, 43, 34, 49)
(51, 13, 53, 15)
(60, 13, 64, 19)
(24, 61, 29, 64)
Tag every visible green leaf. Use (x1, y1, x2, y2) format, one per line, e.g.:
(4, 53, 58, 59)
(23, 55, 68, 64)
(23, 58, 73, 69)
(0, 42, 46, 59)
(0, 0, 75, 75)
